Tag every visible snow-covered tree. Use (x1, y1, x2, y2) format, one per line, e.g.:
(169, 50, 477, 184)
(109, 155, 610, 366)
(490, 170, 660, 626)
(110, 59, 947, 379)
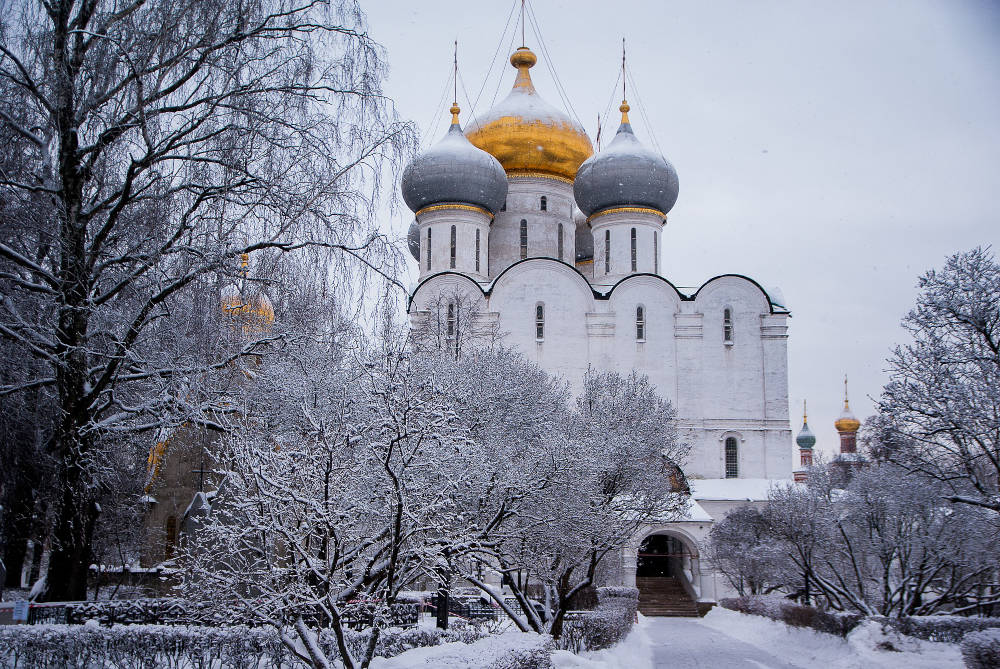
(706, 506, 783, 596)
(876, 247, 1000, 514)
(0, 0, 413, 601)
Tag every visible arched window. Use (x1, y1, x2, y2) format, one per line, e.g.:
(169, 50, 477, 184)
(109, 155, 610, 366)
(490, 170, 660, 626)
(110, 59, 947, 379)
(557, 223, 564, 261)
(165, 516, 178, 560)
(630, 227, 637, 272)
(604, 229, 611, 274)
(653, 231, 659, 274)
(475, 229, 481, 272)
(540, 196, 547, 211)
(501, 200, 506, 212)
(520, 219, 528, 259)
(723, 308, 734, 343)
(535, 303, 544, 340)
(426, 228, 432, 271)
(725, 437, 739, 478)
(447, 302, 455, 337)
(449, 225, 457, 269)
(636, 305, 646, 341)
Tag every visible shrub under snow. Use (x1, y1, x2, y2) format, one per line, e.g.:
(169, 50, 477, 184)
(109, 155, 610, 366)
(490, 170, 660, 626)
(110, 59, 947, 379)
(871, 616, 1000, 644)
(0, 623, 488, 668)
(557, 586, 639, 653)
(719, 596, 862, 637)
(373, 630, 553, 669)
(961, 629, 1000, 669)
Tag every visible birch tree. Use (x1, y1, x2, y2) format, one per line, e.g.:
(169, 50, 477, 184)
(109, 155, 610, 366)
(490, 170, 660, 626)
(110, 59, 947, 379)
(876, 247, 1000, 514)
(0, 0, 412, 600)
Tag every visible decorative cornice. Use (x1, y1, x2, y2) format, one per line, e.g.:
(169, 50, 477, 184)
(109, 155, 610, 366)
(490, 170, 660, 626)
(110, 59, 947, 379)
(587, 206, 666, 223)
(505, 169, 575, 184)
(415, 203, 494, 220)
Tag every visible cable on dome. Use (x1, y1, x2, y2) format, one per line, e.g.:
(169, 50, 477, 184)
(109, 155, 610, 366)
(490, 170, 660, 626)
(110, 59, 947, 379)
(626, 64, 667, 160)
(468, 0, 519, 123)
(598, 67, 623, 145)
(524, 2, 584, 129)
(419, 63, 453, 148)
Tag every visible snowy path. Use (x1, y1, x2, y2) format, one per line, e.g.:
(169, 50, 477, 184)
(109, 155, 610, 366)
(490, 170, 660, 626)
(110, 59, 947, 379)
(647, 617, 802, 669)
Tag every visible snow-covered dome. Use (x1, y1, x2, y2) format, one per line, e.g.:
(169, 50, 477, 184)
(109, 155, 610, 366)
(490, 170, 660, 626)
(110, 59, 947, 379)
(401, 105, 507, 215)
(466, 47, 593, 183)
(796, 420, 816, 450)
(221, 254, 275, 332)
(573, 103, 679, 218)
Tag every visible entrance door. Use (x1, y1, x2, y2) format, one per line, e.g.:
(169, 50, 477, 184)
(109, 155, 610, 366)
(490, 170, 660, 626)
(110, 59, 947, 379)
(637, 534, 684, 578)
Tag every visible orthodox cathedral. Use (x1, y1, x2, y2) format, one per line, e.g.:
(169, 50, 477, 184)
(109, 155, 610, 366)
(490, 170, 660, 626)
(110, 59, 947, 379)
(401, 42, 795, 612)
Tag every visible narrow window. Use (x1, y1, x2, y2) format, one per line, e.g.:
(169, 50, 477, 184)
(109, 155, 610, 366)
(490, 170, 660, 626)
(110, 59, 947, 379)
(604, 230, 611, 274)
(165, 516, 178, 560)
(535, 303, 544, 340)
(426, 228, 432, 271)
(654, 231, 659, 274)
(540, 196, 547, 211)
(475, 229, 481, 272)
(630, 228, 637, 272)
(723, 308, 734, 343)
(636, 305, 645, 341)
(501, 200, 506, 212)
(447, 302, 455, 337)
(520, 219, 528, 259)
(725, 437, 739, 478)
(557, 223, 564, 261)
(449, 225, 456, 269)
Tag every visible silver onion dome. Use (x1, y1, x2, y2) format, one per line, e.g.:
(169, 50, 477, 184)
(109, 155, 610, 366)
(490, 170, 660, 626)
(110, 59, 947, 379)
(573, 103, 678, 218)
(406, 219, 420, 260)
(401, 107, 508, 215)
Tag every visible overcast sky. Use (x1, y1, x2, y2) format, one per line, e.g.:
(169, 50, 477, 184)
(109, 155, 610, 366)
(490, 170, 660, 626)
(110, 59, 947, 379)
(364, 0, 1000, 458)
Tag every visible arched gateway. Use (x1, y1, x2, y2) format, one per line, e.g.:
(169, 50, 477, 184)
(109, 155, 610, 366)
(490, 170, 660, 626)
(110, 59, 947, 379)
(627, 529, 704, 617)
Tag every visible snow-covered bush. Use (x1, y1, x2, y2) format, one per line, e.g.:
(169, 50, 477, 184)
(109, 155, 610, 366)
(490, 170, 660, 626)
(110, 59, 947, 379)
(961, 629, 1000, 669)
(0, 623, 490, 668)
(376, 630, 553, 669)
(719, 596, 862, 637)
(557, 586, 639, 653)
(872, 616, 1000, 644)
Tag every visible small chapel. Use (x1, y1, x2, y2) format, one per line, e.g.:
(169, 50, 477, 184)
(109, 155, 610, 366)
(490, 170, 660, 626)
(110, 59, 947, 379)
(402, 40, 796, 613)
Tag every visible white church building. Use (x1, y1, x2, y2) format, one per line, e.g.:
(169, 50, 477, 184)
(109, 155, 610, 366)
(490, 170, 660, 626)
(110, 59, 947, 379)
(403, 44, 793, 613)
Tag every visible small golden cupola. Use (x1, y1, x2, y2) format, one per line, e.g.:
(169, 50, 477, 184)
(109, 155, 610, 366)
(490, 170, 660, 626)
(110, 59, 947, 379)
(834, 376, 861, 433)
(221, 253, 275, 334)
(465, 46, 593, 183)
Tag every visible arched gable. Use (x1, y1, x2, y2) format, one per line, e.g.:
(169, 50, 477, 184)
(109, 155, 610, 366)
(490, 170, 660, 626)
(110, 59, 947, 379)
(408, 271, 486, 312)
(691, 274, 780, 315)
(488, 256, 597, 305)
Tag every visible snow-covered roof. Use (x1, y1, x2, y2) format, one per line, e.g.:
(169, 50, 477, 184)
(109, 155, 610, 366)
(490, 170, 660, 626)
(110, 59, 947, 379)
(680, 499, 713, 522)
(689, 478, 792, 502)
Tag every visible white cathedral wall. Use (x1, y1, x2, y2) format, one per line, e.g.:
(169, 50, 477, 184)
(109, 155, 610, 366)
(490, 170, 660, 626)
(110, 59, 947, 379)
(416, 207, 491, 280)
(410, 262, 792, 481)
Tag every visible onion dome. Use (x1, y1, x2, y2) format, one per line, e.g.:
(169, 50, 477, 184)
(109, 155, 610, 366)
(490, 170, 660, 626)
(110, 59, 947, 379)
(466, 47, 593, 183)
(401, 104, 507, 215)
(834, 376, 861, 433)
(796, 402, 816, 450)
(221, 254, 275, 332)
(574, 102, 679, 218)
(407, 219, 420, 260)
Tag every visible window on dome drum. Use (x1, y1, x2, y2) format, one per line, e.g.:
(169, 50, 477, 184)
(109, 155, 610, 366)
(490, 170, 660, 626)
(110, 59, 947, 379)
(501, 200, 506, 212)
(535, 303, 544, 340)
(475, 229, 481, 272)
(636, 305, 645, 341)
(520, 219, 528, 259)
(558, 223, 564, 261)
(449, 225, 456, 269)
(426, 228, 431, 271)
(654, 231, 658, 274)
(604, 229, 611, 274)
(725, 437, 739, 478)
(540, 196, 547, 211)
(723, 308, 734, 344)
(631, 228, 637, 272)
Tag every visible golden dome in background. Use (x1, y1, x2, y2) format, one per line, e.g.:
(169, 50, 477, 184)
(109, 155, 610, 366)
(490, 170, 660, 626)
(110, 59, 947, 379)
(466, 47, 593, 183)
(834, 376, 861, 433)
(221, 253, 275, 333)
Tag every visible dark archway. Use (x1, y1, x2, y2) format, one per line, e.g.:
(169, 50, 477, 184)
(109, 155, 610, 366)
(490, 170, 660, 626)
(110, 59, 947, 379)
(637, 534, 686, 578)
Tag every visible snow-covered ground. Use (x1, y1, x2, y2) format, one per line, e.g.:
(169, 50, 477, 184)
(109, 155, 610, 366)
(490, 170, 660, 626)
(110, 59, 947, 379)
(552, 609, 964, 669)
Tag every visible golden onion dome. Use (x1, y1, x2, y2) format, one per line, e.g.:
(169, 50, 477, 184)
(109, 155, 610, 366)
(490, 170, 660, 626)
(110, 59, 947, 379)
(221, 253, 275, 333)
(466, 47, 593, 183)
(834, 377, 861, 433)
